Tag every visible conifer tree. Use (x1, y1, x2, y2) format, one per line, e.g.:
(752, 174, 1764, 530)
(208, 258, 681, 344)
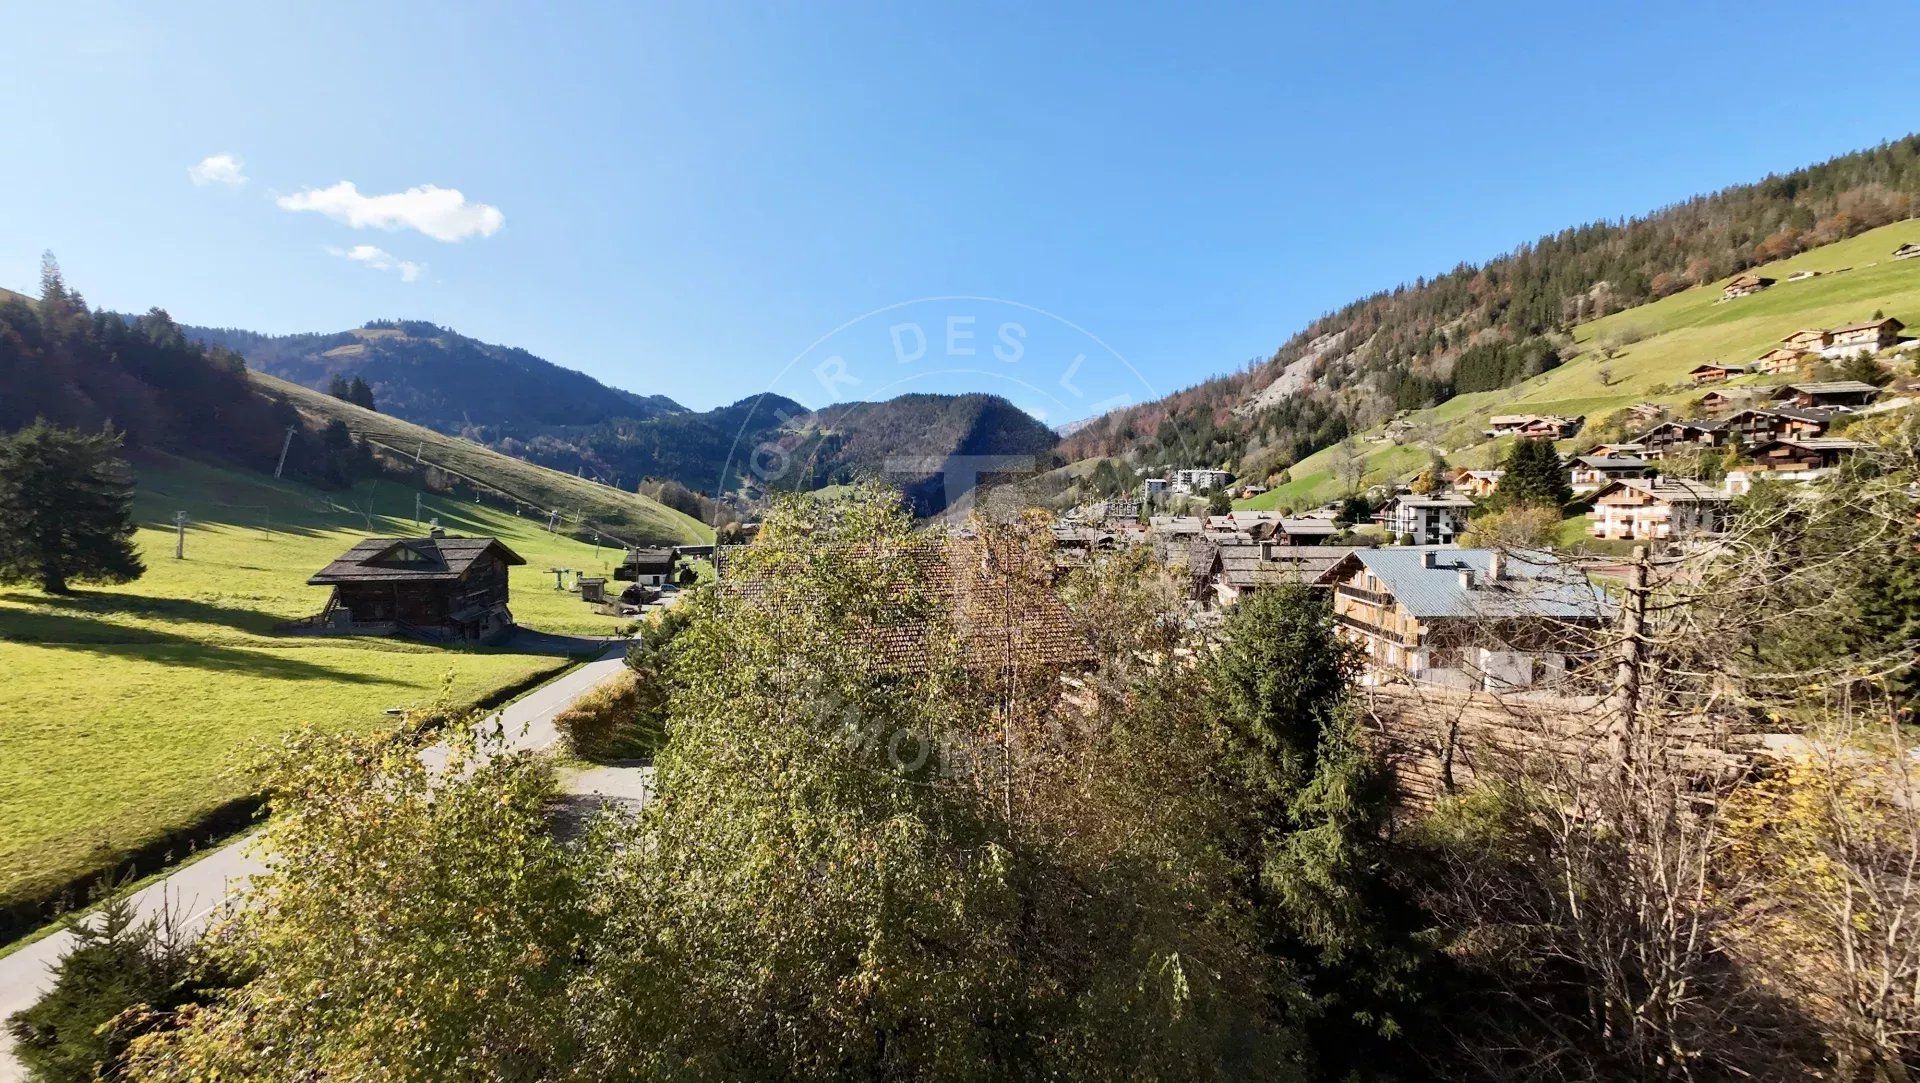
(1492, 438, 1571, 510)
(0, 420, 144, 593)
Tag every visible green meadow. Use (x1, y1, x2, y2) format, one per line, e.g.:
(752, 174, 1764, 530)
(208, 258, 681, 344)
(0, 452, 646, 932)
(1240, 220, 1920, 510)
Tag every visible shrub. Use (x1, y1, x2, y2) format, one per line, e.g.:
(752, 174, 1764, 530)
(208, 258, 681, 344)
(554, 670, 658, 761)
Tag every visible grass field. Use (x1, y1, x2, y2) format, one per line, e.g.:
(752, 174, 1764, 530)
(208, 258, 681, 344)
(0, 452, 647, 933)
(254, 370, 713, 548)
(1239, 220, 1920, 510)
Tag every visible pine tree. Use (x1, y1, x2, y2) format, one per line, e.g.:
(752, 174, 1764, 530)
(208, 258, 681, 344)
(1492, 438, 1571, 510)
(346, 375, 376, 411)
(326, 374, 352, 402)
(0, 421, 145, 593)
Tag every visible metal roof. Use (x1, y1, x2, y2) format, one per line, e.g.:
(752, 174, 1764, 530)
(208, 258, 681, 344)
(1346, 548, 1610, 621)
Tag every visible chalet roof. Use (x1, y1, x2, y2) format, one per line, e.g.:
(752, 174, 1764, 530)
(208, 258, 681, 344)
(1754, 437, 1869, 453)
(1212, 542, 1358, 590)
(1773, 381, 1880, 397)
(1833, 318, 1904, 334)
(620, 547, 677, 572)
(1728, 274, 1774, 287)
(1571, 455, 1651, 470)
(1278, 517, 1341, 536)
(1592, 478, 1732, 505)
(1385, 493, 1475, 509)
(1688, 362, 1749, 374)
(308, 536, 527, 585)
(1735, 405, 1835, 424)
(1339, 548, 1609, 621)
(1147, 515, 1206, 534)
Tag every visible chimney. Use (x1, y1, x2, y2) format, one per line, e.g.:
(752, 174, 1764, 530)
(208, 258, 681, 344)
(1487, 551, 1505, 581)
(1421, 550, 1437, 569)
(428, 517, 445, 539)
(1458, 567, 1475, 591)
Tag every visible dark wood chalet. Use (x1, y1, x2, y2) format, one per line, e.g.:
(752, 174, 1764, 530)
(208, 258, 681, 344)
(306, 533, 526, 642)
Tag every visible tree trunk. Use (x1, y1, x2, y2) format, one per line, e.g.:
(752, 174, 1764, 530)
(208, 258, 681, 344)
(40, 569, 67, 594)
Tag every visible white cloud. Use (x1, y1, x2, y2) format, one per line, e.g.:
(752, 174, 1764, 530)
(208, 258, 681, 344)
(279, 181, 504, 242)
(326, 244, 425, 283)
(188, 153, 247, 187)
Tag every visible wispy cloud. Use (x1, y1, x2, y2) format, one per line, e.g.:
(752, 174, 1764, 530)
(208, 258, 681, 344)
(188, 153, 247, 187)
(326, 244, 426, 283)
(279, 181, 504, 242)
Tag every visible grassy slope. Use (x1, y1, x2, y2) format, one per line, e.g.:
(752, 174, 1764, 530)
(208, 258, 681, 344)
(254, 371, 713, 547)
(1240, 220, 1920, 509)
(0, 452, 646, 923)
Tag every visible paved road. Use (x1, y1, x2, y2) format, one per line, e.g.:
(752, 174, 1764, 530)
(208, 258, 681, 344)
(0, 648, 639, 1081)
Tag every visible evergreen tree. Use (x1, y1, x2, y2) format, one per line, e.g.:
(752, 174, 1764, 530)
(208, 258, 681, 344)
(1491, 438, 1572, 510)
(0, 421, 144, 593)
(345, 375, 376, 411)
(1208, 488, 1233, 515)
(326, 373, 352, 402)
(5, 893, 208, 1083)
(1840, 351, 1886, 387)
(1210, 585, 1432, 1075)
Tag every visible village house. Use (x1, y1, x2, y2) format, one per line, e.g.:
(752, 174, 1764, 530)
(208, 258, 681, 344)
(1822, 318, 1905, 358)
(1725, 439, 1868, 495)
(1751, 346, 1810, 375)
(1450, 468, 1503, 498)
(1328, 548, 1609, 692)
(1201, 541, 1357, 607)
(1695, 388, 1762, 414)
(1722, 273, 1775, 299)
(1139, 477, 1169, 500)
(614, 547, 677, 588)
(1770, 380, 1881, 410)
(1687, 361, 1751, 384)
(303, 530, 526, 643)
(1635, 419, 1727, 459)
(1784, 328, 1834, 353)
(1582, 441, 1648, 458)
(1893, 242, 1920, 261)
(1483, 414, 1582, 439)
(1569, 454, 1653, 493)
(1375, 492, 1473, 545)
(1717, 406, 1834, 446)
(1587, 478, 1733, 541)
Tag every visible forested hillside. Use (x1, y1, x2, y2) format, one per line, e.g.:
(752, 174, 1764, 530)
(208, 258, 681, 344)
(188, 321, 684, 433)
(0, 263, 365, 488)
(1063, 134, 1920, 484)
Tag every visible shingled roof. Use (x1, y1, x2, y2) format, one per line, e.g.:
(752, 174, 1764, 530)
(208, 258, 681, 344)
(307, 536, 527, 585)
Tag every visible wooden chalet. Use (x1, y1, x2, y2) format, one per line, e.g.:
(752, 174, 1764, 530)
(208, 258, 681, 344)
(1717, 406, 1833, 445)
(1450, 468, 1503, 498)
(1587, 479, 1732, 541)
(1751, 346, 1809, 375)
(1569, 454, 1652, 491)
(1825, 318, 1905, 357)
(1696, 388, 1761, 414)
(1783, 328, 1834, 352)
(305, 532, 525, 642)
(1894, 242, 1920, 261)
(1202, 542, 1356, 607)
(1770, 380, 1881, 409)
(615, 547, 676, 587)
(1744, 437, 1868, 475)
(1687, 361, 1750, 384)
(1722, 273, 1774, 299)
(1327, 548, 1609, 692)
(1635, 419, 1727, 459)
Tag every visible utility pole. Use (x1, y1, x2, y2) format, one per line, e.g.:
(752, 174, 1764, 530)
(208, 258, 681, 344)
(273, 426, 295, 479)
(413, 491, 422, 525)
(414, 440, 424, 464)
(174, 511, 188, 559)
(547, 509, 559, 534)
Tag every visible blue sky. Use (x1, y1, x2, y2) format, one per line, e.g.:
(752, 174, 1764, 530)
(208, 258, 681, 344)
(4, 2, 1918, 419)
